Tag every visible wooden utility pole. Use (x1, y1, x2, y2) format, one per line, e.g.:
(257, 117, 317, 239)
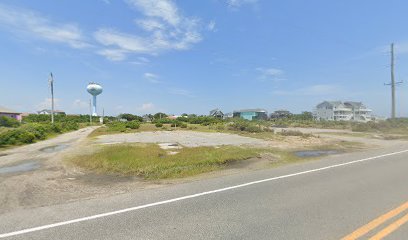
(391, 43, 396, 119)
(385, 43, 401, 119)
(49, 73, 55, 124)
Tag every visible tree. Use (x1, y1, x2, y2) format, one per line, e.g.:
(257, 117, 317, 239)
(118, 113, 143, 122)
(292, 111, 314, 121)
(153, 112, 167, 120)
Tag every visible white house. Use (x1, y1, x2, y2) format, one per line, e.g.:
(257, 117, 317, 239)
(37, 109, 66, 115)
(314, 101, 372, 122)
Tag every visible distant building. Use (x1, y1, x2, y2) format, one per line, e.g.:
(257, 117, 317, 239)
(223, 112, 233, 119)
(37, 109, 66, 115)
(270, 110, 292, 119)
(209, 109, 224, 118)
(233, 109, 268, 121)
(166, 115, 178, 120)
(314, 101, 372, 122)
(0, 106, 22, 122)
(142, 114, 153, 122)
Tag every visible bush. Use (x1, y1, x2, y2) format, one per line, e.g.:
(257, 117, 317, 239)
(0, 121, 80, 147)
(59, 122, 79, 131)
(180, 123, 187, 128)
(170, 121, 183, 127)
(245, 125, 262, 133)
(106, 122, 127, 132)
(228, 119, 251, 131)
(0, 129, 36, 146)
(0, 116, 20, 127)
(21, 123, 51, 140)
(209, 123, 225, 131)
(155, 122, 163, 128)
(279, 130, 312, 138)
(126, 121, 140, 129)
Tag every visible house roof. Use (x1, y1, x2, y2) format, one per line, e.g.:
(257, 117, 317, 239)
(344, 101, 363, 108)
(0, 106, 21, 114)
(209, 109, 224, 116)
(37, 109, 65, 113)
(316, 101, 344, 108)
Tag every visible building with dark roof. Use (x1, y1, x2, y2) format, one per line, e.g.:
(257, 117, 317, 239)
(209, 109, 224, 118)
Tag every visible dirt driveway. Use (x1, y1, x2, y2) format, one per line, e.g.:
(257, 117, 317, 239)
(0, 127, 107, 213)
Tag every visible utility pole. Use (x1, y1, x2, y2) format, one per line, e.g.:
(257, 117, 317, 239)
(385, 43, 402, 119)
(49, 73, 55, 124)
(391, 43, 396, 119)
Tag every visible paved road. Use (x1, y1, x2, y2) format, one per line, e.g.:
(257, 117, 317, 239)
(1, 145, 408, 239)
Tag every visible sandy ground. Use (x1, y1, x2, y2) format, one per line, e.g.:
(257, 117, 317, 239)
(96, 131, 268, 147)
(0, 127, 154, 214)
(0, 127, 406, 213)
(95, 130, 330, 149)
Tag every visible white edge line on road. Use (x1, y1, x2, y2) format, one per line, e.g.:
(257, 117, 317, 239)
(1, 149, 408, 238)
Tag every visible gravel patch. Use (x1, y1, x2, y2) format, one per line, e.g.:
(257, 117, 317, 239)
(95, 131, 268, 147)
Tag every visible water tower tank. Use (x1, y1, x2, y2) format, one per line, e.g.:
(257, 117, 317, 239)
(87, 83, 103, 116)
(87, 83, 103, 96)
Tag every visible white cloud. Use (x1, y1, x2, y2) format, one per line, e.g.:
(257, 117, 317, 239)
(273, 84, 340, 96)
(0, 4, 89, 49)
(130, 56, 150, 65)
(97, 49, 128, 61)
(256, 67, 285, 81)
(94, 29, 150, 53)
(136, 19, 165, 31)
(138, 102, 155, 111)
(207, 20, 216, 32)
(127, 0, 180, 26)
(227, 0, 258, 8)
(96, 0, 203, 60)
(143, 72, 162, 83)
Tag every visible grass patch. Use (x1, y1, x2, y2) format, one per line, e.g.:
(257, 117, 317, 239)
(70, 144, 269, 179)
(70, 140, 360, 180)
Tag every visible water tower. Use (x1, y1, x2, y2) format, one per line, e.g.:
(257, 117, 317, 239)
(87, 82, 103, 116)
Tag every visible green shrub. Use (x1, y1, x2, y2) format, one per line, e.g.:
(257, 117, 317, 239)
(0, 129, 36, 146)
(0, 121, 79, 147)
(279, 130, 312, 138)
(21, 123, 51, 140)
(170, 121, 183, 127)
(209, 123, 225, 131)
(245, 125, 262, 133)
(0, 116, 20, 128)
(106, 122, 127, 132)
(155, 122, 163, 128)
(228, 119, 251, 131)
(180, 123, 187, 128)
(126, 121, 140, 129)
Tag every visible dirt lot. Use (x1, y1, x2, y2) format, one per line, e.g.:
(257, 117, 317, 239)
(0, 127, 405, 213)
(95, 130, 330, 149)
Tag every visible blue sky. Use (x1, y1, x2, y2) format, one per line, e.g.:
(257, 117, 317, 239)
(1, 0, 408, 117)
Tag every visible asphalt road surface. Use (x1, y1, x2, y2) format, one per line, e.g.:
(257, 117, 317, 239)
(1, 145, 408, 239)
